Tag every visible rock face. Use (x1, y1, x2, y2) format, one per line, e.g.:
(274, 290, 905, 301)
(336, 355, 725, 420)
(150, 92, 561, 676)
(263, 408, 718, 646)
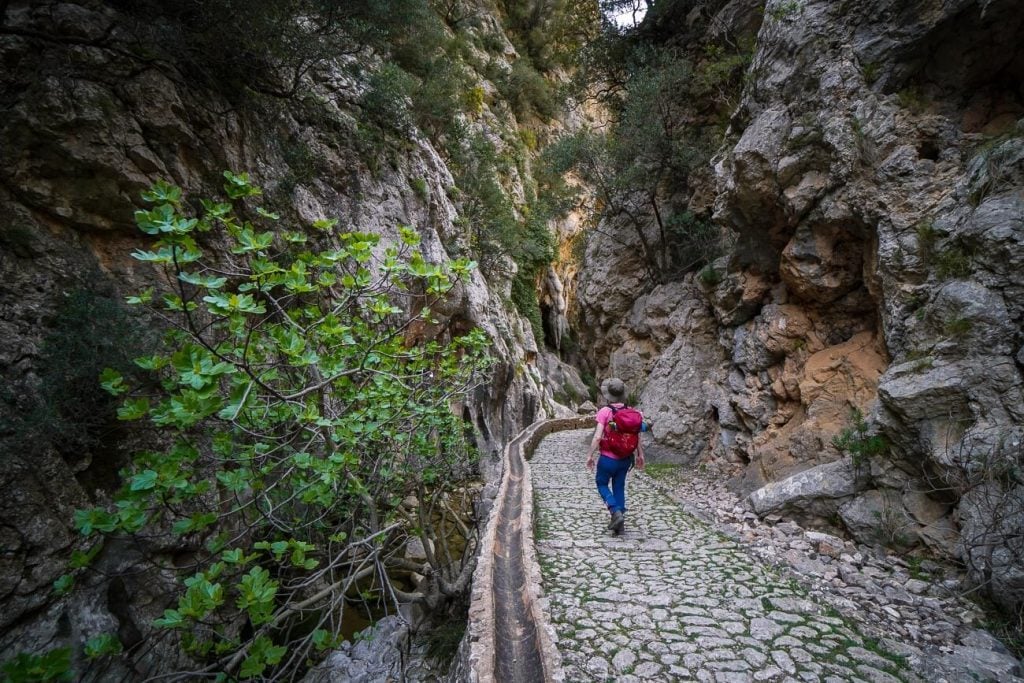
(0, 0, 584, 670)
(572, 0, 1024, 621)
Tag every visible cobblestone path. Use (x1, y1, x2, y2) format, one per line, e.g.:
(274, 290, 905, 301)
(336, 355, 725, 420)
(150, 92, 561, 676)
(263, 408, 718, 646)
(532, 430, 913, 683)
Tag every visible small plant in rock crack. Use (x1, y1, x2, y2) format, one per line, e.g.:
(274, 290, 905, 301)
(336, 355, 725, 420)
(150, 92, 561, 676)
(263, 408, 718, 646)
(906, 555, 928, 581)
(944, 315, 973, 338)
(832, 408, 888, 471)
(697, 263, 722, 287)
(409, 176, 430, 201)
(767, 0, 803, 20)
(934, 245, 973, 279)
(861, 61, 880, 85)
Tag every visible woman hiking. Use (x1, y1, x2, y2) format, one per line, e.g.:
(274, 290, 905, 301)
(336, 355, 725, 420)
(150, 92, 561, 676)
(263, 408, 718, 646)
(585, 377, 645, 535)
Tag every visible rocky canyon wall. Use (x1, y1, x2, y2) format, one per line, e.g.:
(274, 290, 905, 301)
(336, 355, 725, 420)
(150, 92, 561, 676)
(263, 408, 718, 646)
(0, 0, 585, 671)
(573, 0, 1024, 615)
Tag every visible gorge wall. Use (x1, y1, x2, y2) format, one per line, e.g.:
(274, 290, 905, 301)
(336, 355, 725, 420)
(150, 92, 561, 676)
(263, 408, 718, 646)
(0, 0, 588, 674)
(2, 0, 1023, 676)
(574, 0, 1024, 621)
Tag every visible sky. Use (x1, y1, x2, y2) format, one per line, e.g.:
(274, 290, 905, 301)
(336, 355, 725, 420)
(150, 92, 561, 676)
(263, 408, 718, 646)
(610, 2, 648, 29)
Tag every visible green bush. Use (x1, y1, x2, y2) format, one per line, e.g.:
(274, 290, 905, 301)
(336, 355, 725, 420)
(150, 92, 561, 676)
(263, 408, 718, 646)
(665, 210, 721, 276)
(410, 57, 474, 135)
(66, 174, 492, 679)
(861, 61, 880, 85)
(497, 60, 557, 120)
(897, 85, 929, 114)
(410, 177, 430, 201)
(915, 219, 938, 258)
(111, 0, 441, 97)
(934, 246, 972, 279)
(832, 408, 888, 471)
(944, 315, 973, 338)
(464, 85, 486, 114)
(697, 264, 722, 287)
(0, 289, 152, 475)
(511, 272, 545, 344)
(360, 63, 416, 134)
(1, 648, 73, 682)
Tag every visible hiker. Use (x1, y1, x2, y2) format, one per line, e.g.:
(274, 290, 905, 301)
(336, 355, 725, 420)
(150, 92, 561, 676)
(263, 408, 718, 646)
(585, 377, 645, 535)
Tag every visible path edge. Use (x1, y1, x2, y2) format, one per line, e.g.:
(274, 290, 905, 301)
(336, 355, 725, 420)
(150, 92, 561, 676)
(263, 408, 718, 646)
(467, 417, 591, 683)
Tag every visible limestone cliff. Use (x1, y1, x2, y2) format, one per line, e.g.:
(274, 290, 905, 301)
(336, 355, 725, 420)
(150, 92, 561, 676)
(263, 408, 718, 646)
(571, 0, 1024, 619)
(0, 0, 585, 671)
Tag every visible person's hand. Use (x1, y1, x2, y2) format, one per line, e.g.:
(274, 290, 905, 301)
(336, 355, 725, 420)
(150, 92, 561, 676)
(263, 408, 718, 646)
(586, 454, 596, 471)
(635, 453, 645, 470)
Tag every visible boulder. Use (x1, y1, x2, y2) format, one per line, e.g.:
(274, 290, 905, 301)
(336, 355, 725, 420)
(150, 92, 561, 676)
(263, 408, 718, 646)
(936, 645, 1023, 683)
(805, 530, 847, 558)
(304, 616, 410, 683)
(838, 490, 915, 548)
(959, 481, 1024, 615)
(748, 459, 861, 516)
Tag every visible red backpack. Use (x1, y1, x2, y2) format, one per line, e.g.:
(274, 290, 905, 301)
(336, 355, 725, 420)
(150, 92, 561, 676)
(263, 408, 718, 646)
(599, 405, 643, 457)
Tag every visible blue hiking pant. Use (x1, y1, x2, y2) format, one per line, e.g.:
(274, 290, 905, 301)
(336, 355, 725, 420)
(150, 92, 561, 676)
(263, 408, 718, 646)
(595, 454, 632, 514)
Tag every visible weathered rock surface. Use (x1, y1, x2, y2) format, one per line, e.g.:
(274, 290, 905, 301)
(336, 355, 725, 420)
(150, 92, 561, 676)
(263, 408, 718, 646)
(0, 0, 580, 671)
(573, 0, 1024, 623)
(748, 459, 861, 516)
(303, 617, 408, 683)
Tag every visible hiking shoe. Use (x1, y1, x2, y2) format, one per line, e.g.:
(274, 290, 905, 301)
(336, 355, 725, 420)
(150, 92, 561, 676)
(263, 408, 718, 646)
(608, 511, 624, 533)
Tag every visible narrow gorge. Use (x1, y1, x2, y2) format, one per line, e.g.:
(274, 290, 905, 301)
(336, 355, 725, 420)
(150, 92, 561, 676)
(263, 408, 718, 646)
(1, 0, 1022, 681)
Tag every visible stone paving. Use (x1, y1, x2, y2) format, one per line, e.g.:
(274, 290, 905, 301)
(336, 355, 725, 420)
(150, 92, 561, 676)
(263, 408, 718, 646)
(532, 430, 913, 683)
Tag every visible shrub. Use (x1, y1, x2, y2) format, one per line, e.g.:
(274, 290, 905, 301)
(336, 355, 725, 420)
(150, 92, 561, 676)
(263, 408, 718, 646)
(862, 61, 880, 85)
(1, 648, 73, 682)
(767, 0, 804, 21)
(410, 177, 430, 201)
(361, 63, 416, 134)
(410, 57, 474, 135)
(832, 407, 888, 471)
(665, 210, 721, 276)
(897, 85, 929, 114)
(66, 174, 492, 679)
(697, 264, 722, 287)
(944, 316, 973, 338)
(0, 289, 152, 478)
(934, 246, 972, 279)
(497, 60, 557, 120)
(915, 219, 938, 258)
(464, 85, 486, 115)
(278, 136, 320, 192)
(519, 127, 538, 151)
(511, 273, 545, 344)
(111, 0, 447, 97)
